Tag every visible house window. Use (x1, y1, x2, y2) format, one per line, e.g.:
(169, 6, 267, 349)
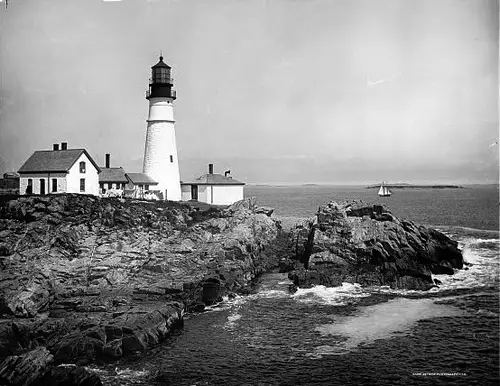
(145, 185, 149, 191)
(139, 184, 143, 190)
(108, 183, 112, 189)
(26, 179, 33, 194)
(80, 161, 86, 173)
(121, 183, 125, 189)
(80, 178, 85, 192)
(170, 155, 174, 163)
(52, 178, 57, 193)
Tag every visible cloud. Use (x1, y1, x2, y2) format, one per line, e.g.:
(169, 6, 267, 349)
(366, 72, 402, 87)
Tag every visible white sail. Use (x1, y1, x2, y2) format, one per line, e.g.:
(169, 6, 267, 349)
(378, 182, 392, 197)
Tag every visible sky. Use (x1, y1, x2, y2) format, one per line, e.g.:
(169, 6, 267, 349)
(0, 0, 498, 185)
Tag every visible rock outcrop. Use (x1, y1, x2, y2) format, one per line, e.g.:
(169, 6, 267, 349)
(0, 194, 281, 368)
(0, 347, 102, 386)
(286, 201, 463, 291)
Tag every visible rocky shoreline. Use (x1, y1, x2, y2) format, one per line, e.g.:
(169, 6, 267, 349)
(0, 195, 464, 385)
(0, 194, 283, 385)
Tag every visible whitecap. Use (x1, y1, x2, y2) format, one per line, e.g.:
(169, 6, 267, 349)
(223, 312, 243, 330)
(431, 244, 499, 291)
(255, 289, 290, 299)
(113, 367, 149, 378)
(293, 283, 370, 306)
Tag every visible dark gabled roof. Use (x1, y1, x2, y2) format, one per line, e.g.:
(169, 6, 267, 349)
(3, 172, 19, 179)
(99, 167, 128, 183)
(181, 173, 245, 186)
(152, 56, 171, 69)
(18, 149, 101, 174)
(126, 173, 158, 185)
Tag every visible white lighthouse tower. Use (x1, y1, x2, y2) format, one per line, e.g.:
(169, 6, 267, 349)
(142, 56, 181, 201)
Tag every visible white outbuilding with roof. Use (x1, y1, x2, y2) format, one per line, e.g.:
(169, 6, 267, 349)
(17, 142, 100, 196)
(181, 164, 245, 205)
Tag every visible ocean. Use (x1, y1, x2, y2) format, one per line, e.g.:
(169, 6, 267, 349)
(95, 185, 499, 386)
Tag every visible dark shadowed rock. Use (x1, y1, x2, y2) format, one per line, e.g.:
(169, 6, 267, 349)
(0, 347, 53, 386)
(42, 365, 103, 386)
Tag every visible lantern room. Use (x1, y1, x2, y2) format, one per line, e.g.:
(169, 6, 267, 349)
(152, 56, 172, 84)
(146, 56, 176, 100)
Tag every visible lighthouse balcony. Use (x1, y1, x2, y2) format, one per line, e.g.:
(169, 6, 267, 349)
(146, 89, 177, 99)
(149, 77, 174, 85)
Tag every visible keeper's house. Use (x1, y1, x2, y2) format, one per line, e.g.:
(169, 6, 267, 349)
(181, 164, 245, 205)
(18, 143, 100, 196)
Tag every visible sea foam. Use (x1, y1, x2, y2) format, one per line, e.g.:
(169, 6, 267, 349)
(310, 297, 462, 357)
(431, 237, 499, 292)
(293, 283, 370, 306)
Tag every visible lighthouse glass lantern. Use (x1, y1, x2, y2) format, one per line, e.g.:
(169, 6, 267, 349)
(147, 56, 176, 100)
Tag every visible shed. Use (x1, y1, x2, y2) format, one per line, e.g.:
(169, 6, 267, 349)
(181, 164, 245, 205)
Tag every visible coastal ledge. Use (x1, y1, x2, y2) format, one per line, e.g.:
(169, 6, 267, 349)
(283, 201, 464, 291)
(0, 194, 283, 382)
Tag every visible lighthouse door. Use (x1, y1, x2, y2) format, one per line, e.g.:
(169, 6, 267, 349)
(191, 185, 198, 201)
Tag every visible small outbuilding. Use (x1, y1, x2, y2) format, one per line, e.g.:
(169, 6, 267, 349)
(181, 164, 245, 205)
(18, 143, 100, 196)
(125, 172, 160, 199)
(99, 154, 128, 193)
(0, 172, 20, 195)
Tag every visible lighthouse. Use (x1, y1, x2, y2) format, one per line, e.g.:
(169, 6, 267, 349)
(142, 56, 181, 201)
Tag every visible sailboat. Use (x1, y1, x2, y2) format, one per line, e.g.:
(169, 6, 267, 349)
(378, 181, 392, 197)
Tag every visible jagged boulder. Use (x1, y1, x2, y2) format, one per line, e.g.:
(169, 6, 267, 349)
(50, 302, 184, 361)
(0, 347, 102, 386)
(42, 365, 103, 386)
(287, 201, 463, 290)
(0, 347, 53, 386)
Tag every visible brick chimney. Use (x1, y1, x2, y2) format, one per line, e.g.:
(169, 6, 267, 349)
(61, 142, 68, 150)
(208, 163, 214, 174)
(105, 154, 110, 168)
(53, 144, 59, 151)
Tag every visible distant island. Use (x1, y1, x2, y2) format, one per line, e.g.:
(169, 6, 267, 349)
(366, 183, 464, 189)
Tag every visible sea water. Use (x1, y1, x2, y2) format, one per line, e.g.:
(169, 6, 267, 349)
(95, 185, 499, 385)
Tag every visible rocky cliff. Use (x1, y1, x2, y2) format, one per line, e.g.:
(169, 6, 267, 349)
(0, 194, 281, 372)
(286, 201, 463, 291)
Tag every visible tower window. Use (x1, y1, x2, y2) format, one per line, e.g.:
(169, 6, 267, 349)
(80, 178, 85, 192)
(80, 161, 86, 173)
(52, 178, 57, 192)
(170, 155, 174, 163)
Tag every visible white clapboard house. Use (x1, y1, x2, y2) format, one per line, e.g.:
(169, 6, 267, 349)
(18, 143, 100, 196)
(181, 164, 245, 205)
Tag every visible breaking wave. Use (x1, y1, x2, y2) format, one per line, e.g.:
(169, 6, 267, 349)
(293, 283, 371, 306)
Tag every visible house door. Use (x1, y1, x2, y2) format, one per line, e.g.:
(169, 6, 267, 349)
(191, 185, 198, 201)
(40, 179, 45, 195)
